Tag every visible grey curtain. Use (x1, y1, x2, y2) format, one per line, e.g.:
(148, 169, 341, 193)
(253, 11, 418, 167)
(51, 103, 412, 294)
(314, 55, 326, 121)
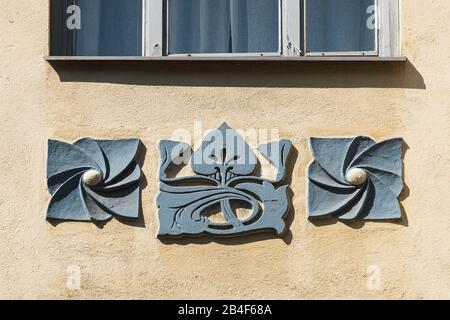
(51, 0, 142, 56)
(306, 0, 376, 53)
(169, 0, 279, 54)
(74, 0, 142, 56)
(50, 0, 74, 55)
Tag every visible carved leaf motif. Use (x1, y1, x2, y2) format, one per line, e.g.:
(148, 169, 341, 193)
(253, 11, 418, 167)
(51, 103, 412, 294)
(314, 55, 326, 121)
(191, 123, 257, 184)
(158, 124, 293, 238)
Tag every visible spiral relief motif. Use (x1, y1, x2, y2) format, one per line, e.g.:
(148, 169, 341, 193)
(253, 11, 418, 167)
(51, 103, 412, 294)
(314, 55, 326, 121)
(308, 136, 404, 220)
(46, 138, 142, 221)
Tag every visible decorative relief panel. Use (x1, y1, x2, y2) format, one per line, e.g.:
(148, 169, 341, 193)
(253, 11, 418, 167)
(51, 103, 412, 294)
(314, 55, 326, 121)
(46, 138, 142, 221)
(157, 123, 293, 237)
(308, 136, 404, 220)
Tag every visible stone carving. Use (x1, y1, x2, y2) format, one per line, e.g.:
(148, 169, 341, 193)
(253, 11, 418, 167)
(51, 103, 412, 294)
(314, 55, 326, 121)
(157, 123, 293, 237)
(308, 136, 404, 220)
(46, 138, 142, 221)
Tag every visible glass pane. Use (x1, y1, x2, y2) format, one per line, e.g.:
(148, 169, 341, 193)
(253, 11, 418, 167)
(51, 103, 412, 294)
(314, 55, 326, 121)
(168, 0, 279, 54)
(50, 0, 142, 56)
(306, 0, 376, 53)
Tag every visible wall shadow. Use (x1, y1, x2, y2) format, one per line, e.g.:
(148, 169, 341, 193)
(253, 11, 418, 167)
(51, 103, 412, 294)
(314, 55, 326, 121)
(49, 59, 425, 89)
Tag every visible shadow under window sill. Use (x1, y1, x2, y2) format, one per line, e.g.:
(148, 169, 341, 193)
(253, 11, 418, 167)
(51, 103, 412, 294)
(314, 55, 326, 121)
(46, 56, 425, 90)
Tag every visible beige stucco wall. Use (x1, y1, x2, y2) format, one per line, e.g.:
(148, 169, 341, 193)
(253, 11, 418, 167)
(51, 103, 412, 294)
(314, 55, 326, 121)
(0, 0, 449, 299)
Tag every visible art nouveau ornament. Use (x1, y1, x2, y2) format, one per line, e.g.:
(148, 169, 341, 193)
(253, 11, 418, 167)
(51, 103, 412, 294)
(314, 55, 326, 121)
(46, 138, 142, 221)
(345, 167, 368, 186)
(157, 123, 293, 237)
(308, 136, 404, 220)
(82, 169, 103, 186)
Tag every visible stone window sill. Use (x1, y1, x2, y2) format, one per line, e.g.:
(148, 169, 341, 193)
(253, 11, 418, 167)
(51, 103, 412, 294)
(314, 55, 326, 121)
(45, 56, 407, 62)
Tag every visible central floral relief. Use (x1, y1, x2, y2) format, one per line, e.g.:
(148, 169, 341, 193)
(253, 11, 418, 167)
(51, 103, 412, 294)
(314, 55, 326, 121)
(157, 123, 293, 237)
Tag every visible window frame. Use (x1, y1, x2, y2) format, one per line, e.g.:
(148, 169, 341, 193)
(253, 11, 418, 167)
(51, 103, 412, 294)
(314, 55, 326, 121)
(282, 0, 401, 58)
(48, 0, 402, 59)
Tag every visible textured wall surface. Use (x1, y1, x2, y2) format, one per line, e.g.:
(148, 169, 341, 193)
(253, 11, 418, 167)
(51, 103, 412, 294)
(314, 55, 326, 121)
(0, 0, 449, 299)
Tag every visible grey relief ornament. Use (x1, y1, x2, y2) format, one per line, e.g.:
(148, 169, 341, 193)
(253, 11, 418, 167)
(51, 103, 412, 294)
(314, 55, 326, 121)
(308, 136, 404, 220)
(157, 123, 293, 237)
(46, 138, 142, 221)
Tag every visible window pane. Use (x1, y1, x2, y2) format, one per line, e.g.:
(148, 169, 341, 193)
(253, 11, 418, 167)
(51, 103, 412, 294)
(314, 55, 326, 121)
(168, 0, 279, 54)
(306, 0, 376, 53)
(50, 0, 142, 56)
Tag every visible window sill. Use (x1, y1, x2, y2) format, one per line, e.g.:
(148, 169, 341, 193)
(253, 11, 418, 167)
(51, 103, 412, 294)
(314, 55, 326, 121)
(45, 56, 407, 62)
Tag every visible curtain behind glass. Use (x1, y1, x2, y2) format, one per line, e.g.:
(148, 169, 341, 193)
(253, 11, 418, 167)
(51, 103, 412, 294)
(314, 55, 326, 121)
(306, 0, 376, 53)
(50, 0, 74, 55)
(50, 0, 142, 56)
(169, 0, 279, 54)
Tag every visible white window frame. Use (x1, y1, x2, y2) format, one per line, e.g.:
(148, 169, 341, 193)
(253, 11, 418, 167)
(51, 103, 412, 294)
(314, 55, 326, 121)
(280, 0, 400, 57)
(143, 0, 400, 58)
(377, 0, 401, 57)
(143, 0, 163, 56)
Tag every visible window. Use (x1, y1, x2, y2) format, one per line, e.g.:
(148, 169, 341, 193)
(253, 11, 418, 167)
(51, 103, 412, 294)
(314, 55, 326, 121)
(168, 0, 280, 55)
(305, 0, 377, 54)
(50, 0, 143, 56)
(49, 0, 401, 58)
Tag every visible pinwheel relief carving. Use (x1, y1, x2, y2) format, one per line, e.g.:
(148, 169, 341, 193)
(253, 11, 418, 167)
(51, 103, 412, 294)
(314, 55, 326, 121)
(46, 138, 142, 221)
(308, 137, 404, 220)
(157, 123, 293, 237)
